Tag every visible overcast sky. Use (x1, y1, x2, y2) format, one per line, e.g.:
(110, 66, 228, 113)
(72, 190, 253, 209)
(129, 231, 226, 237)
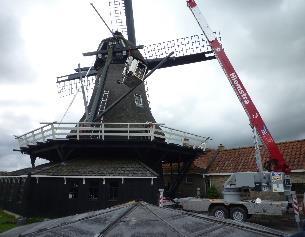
(0, 0, 304, 171)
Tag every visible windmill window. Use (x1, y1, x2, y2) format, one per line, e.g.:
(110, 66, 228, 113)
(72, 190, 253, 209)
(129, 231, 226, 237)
(134, 94, 143, 107)
(88, 180, 99, 200)
(68, 180, 80, 199)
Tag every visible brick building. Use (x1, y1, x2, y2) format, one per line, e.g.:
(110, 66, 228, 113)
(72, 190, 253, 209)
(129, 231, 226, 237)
(163, 139, 305, 198)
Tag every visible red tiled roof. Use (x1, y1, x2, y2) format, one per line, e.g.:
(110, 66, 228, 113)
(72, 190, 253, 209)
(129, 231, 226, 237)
(162, 139, 305, 174)
(193, 149, 219, 170)
(203, 139, 305, 173)
(162, 162, 203, 174)
(162, 149, 218, 173)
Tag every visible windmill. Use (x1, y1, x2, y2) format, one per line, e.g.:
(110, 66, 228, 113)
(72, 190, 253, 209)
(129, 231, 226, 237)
(56, 0, 216, 124)
(12, 2, 213, 213)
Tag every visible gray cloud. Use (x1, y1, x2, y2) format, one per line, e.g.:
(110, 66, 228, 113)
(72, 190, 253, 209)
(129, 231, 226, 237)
(0, 128, 23, 171)
(196, 0, 305, 147)
(0, 0, 305, 172)
(0, 0, 95, 86)
(0, 112, 35, 171)
(149, 0, 305, 150)
(0, 0, 40, 84)
(0, 99, 44, 108)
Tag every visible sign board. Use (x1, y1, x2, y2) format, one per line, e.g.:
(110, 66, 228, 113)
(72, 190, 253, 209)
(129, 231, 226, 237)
(271, 172, 284, 192)
(272, 183, 284, 192)
(271, 172, 282, 182)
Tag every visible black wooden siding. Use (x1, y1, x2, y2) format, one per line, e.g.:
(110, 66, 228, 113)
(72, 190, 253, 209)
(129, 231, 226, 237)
(0, 177, 160, 218)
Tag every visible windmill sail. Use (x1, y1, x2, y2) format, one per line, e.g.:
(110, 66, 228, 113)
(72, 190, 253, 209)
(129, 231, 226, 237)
(109, 0, 136, 45)
(56, 34, 216, 97)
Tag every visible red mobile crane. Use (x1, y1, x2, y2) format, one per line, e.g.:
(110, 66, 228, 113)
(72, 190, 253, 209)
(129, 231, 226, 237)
(186, 0, 290, 174)
(175, 0, 293, 222)
(173, 0, 294, 222)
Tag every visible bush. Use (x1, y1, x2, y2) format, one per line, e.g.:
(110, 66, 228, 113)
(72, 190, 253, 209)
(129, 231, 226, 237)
(207, 185, 220, 199)
(27, 217, 45, 224)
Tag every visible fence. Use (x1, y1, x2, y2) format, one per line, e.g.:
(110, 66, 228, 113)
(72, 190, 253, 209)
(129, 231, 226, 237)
(15, 122, 210, 150)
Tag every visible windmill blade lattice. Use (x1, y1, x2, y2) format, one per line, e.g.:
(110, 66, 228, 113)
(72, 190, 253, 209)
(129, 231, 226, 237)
(57, 75, 96, 97)
(142, 33, 219, 59)
(108, 0, 128, 39)
(56, 33, 220, 97)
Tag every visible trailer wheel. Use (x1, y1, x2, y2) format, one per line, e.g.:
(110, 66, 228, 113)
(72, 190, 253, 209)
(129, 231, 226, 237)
(230, 206, 247, 222)
(209, 205, 229, 220)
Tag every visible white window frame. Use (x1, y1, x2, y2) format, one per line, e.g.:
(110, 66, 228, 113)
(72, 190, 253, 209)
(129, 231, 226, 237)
(134, 93, 143, 107)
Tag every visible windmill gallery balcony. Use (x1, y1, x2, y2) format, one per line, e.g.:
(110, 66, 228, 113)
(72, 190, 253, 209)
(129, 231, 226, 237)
(16, 122, 209, 148)
(15, 122, 210, 164)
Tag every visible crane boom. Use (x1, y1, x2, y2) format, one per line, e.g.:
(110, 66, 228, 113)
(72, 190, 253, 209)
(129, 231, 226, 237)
(186, 0, 290, 173)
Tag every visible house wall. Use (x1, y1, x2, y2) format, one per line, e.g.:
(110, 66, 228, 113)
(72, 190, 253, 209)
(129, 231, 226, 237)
(208, 175, 228, 198)
(0, 177, 160, 218)
(0, 177, 28, 215)
(163, 173, 207, 198)
(291, 172, 305, 184)
(290, 172, 305, 201)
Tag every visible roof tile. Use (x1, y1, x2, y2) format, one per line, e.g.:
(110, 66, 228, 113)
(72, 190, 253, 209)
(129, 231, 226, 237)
(203, 139, 305, 173)
(163, 139, 305, 174)
(6, 159, 158, 178)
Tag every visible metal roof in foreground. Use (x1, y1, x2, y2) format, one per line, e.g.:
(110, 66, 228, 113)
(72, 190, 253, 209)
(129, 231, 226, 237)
(1, 201, 286, 237)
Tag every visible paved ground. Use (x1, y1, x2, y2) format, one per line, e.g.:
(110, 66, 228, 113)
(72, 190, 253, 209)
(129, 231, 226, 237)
(194, 210, 304, 235)
(249, 214, 304, 235)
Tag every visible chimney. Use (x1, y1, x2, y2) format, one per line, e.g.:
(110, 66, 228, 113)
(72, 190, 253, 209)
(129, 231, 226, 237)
(218, 144, 225, 151)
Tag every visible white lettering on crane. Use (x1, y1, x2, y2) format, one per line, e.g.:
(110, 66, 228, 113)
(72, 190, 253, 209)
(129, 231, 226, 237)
(229, 73, 250, 105)
(261, 126, 268, 136)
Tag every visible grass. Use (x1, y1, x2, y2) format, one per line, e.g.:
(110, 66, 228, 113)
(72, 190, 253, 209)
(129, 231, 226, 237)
(0, 210, 47, 233)
(0, 210, 16, 233)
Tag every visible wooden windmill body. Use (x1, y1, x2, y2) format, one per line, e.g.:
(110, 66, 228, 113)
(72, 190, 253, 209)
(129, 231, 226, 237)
(2, 0, 213, 218)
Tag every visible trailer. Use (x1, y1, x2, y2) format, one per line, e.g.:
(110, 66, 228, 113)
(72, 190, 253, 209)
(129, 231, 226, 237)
(177, 197, 288, 222)
(176, 171, 290, 221)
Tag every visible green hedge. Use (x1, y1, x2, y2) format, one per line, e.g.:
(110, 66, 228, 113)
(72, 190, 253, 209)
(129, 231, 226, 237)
(207, 185, 221, 199)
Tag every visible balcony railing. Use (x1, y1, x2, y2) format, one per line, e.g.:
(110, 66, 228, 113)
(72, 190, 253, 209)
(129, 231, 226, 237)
(15, 122, 210, 150)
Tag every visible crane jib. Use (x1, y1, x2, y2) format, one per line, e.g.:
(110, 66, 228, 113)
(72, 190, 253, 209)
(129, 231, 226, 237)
(211, 40, 275, 149)
(187, 0, 290, 173)
(187, 0, 197, 8)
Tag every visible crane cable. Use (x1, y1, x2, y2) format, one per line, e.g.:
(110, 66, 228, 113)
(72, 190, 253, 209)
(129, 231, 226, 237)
(58, 89, 79, 126)
(58, 63, 94, 126)
(57, 0, 110, 127)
